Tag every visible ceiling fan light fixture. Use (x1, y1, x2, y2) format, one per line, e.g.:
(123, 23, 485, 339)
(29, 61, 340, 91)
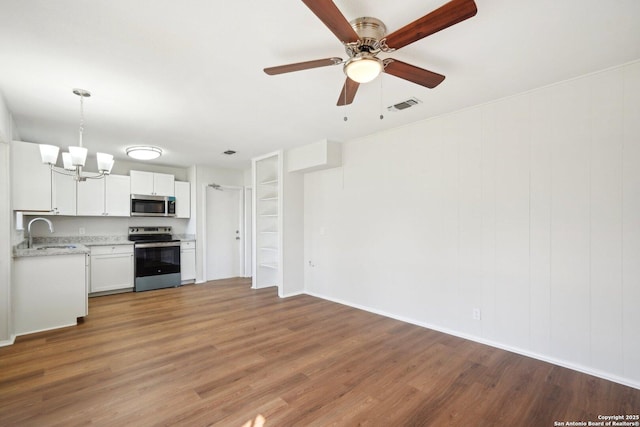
(126, 145, 163, 160)
(344, 56, 383, 83)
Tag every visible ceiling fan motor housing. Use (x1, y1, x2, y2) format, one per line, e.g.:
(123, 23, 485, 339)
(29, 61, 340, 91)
(347, 17, 387, 55)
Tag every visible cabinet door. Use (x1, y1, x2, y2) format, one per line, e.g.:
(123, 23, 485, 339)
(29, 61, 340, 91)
(180, 248, 196, 282)
(76, 178, 105, 216)
(11, 141, 52, 211)
(153, 172, 175, 196)
(105, 175, 130, 216)
(90, 251, 134, 293)
(130, 170, 154, 195)
(175, 181, 190, 218)
(51, 173, 76, 215)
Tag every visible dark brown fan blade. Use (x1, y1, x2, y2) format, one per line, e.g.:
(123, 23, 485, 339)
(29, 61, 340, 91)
(264, 57, 342, 75)
(337, 77, 359, 106)
(384, 0, 477, 50)
(302, 0, 360, 43)
(384, 60, 445, 89)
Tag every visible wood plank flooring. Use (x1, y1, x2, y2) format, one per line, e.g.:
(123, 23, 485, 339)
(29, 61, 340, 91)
(1, 278, 638, 426)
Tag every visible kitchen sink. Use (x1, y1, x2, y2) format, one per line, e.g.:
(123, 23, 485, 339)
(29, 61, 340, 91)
(36, 245, 77, 250)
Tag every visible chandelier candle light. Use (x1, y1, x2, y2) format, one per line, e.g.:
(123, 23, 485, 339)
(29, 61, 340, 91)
(39, 89, 114, 181)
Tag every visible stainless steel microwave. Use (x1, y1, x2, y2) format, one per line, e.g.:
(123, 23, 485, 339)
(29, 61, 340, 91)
(130, 195, 176, 217)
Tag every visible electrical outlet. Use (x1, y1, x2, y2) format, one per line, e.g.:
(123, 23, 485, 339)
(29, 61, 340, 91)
(472, 308, 481, 320)
(79, 227, 85, 235)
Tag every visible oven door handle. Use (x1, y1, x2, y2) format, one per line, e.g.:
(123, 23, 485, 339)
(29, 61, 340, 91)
(135, 242, 181, 249)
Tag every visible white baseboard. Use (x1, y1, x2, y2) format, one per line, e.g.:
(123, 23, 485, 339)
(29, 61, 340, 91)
(305, 290, 640, 391)
(15, 322, 77, 338)
(0, 334, 15, 347)
(280, 290, 305, 298)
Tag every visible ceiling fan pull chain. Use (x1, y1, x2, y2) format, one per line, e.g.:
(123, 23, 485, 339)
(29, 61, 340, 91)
(344, 85, 348, 121)
(379, 74, 384, 120)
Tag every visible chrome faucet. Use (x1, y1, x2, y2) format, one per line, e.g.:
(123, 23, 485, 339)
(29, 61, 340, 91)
(27, 217, 54, 248)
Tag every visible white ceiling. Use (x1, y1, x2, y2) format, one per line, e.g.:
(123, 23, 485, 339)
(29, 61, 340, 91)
(1, 0, 639, 170)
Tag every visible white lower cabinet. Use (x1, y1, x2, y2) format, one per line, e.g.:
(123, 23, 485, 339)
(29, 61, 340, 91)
(180, 241, 196, 283)
(89, 245, 134, 294)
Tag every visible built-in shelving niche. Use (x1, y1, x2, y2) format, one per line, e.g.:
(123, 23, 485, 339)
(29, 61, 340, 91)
(252, 151, 282, 289)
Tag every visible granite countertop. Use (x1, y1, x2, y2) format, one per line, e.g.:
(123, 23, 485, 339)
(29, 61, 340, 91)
(14, 234, 196, 257)
(14, 243, 90, 258)
(13, 235, 132, 258)
(31, 235, 132, 246)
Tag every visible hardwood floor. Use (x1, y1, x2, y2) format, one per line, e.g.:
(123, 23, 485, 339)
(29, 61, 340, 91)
(1, 278, 638, 426)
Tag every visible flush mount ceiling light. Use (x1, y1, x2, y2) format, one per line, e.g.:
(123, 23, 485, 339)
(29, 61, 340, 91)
(39, 89, 114, 182)
(126, 146, 163, 160)
(343, 54, 383, 83)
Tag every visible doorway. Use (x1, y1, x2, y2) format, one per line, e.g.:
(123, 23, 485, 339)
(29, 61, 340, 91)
(205, 185, 244, 281)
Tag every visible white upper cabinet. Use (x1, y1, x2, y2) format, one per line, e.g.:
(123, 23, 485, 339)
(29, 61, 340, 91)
(153, 173, 175, 196)
(77, 174, 130, 216)
(105, 175, 131, 216)
(76, 178, 104, 216)
(11, 141, 52, 211)
(51, 173, 77, 215)
(174, 181, 190, 218)
(130, 170, 174, 196)
(130, 170, 154, 194)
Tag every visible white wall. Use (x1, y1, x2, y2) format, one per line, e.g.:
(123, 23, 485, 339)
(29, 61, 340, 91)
(281, 151, 304, 297)
(304, 60, 640, 389)
(0, 142, 12, 345)
(0, 92, 16, 345)
(24, 215, 191, 238)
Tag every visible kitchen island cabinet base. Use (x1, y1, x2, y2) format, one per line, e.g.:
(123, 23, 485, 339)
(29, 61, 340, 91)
(13, 253, 88, 336)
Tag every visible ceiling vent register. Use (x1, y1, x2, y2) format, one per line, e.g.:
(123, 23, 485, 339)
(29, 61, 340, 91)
(387, 97, 422, 112)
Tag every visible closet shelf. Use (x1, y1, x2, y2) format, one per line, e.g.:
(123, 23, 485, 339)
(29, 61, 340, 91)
(259, 263, 278, 269)
(260, 178, 278, 185)
(260, 196, 278, 201)
(260, 247, 278, 251)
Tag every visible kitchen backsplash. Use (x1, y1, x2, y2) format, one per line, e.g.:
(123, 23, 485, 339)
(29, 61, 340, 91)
(19, 215, 191, 238)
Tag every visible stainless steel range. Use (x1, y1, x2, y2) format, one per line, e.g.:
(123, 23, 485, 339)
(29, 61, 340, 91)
(128, 226, 181, 292)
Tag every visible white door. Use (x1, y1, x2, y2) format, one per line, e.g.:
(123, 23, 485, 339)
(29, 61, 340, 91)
(206, 186, 243, 280)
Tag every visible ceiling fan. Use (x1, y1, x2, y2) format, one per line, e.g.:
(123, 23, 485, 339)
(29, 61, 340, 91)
(264, 0, 477, 106)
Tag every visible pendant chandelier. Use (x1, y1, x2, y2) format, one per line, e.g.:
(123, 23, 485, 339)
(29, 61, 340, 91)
(39, 88, 114, 182)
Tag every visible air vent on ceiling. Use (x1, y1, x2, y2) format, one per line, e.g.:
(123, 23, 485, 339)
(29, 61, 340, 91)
(387, 97, 422, 112)
(223, 150, 236, 155)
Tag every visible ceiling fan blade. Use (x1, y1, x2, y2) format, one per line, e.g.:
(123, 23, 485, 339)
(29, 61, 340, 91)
(384, 0, 477, 50)
(337, 77, 359, 106)
(264, 57, 342, 75)
(301, 0, 360, 43)
(384, 60, 445, 89)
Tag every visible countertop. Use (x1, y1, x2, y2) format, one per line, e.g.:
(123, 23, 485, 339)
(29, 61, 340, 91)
(14, 235, 129, 258)
(13, 234, 197, 257)
(14, 243, 90, 258)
